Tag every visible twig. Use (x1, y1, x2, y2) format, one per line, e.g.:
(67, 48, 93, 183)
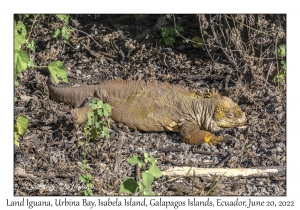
(264, 62, 273, 86)
(55, 15, 106, 55)
(136, 164, 141, 181)
(197, 15, 215, 65)
(215, 155, 231, 167)
(192, 149, 227, 156)
(27, 15, 39, 41)
(163, 156, 182, 166)
(225, 15, 267, 35)
(159, 147, 184, 152)
(162, 166, 286, 178)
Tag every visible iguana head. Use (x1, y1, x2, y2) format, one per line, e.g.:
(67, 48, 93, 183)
(213, 96, 247, 128)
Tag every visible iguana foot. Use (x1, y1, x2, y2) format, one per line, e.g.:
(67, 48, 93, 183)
(206, 134, 234, 146)
(71, 98, 101, 124)
(180, 121, 234, 145)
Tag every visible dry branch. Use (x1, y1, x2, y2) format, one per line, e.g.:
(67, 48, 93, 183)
(162, 166, 285, 178)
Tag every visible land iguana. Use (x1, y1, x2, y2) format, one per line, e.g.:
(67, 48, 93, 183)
(47, 77, 246, 145)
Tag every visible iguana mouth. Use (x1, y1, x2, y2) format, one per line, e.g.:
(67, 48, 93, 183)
(216, 114, 247, 128)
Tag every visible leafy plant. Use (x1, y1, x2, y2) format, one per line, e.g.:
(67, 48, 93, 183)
(14, 15, 68, 145)
(84, 100, 112, 140)
(14, 15, 39, 85)
(56, 14, 70, 23)
(80, 99, 112, 195)
(48, 61, 69, 84)
(160, 26, 183, 47)
(79, 172, 94, 196)
(26, 40, 35, 52)
(277, 45, 286, 57)
(14, 21, 30, 85)
(52, 15, 73, 42)
(14, 116, 29, 146)
(120, 153, 163, 195)
(274, 45, 286, 84)
(273, 70, 286, 84)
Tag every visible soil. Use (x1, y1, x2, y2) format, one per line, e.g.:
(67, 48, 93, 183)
(14, 14, 286, 196)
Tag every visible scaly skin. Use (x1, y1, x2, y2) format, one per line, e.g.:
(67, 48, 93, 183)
(48, 78, 246, 145)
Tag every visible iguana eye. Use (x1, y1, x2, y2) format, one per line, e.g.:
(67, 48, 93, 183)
(227, 112, 234, 118)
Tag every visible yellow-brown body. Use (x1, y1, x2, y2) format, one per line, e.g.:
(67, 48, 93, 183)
(48, 79, 246, 145)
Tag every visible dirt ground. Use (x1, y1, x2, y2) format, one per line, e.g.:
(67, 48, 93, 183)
(14, 14, 286, 196)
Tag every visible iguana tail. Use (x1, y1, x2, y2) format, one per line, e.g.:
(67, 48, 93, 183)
(47, 76, 98, 106)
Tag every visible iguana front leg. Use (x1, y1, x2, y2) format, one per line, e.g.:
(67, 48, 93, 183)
(179, 121, 233, 145)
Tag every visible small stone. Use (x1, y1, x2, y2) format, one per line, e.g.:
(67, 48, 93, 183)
(76, 70, 82, 76)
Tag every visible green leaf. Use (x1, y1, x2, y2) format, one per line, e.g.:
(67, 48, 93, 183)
(142, 171, 154, 190)
(14, 97, 18, 103)
(95, 121, 100, 128)
(91, 128, 98, 139)
(86, 183, 93, 188)
(56, 14, 70, 23)
(127, 155, 143, 166)
(281, 60, 286, 69)
(161, 27, 170, 38)
(119, 178, 139, 194)
(26, 40, 35, 52)
(147, 157, 156, 165)
(134, 14, 145, 21)
(102, 127, 110, 139)
(137, 182, 144, 191)
(103, 103, 112, 116)
(15, 115, 29, 136)
(278, 45, 286, 57)
(15, 81, 19, 86)
(163, 37, 175, 47)
(48, 61, 69, 84)
(97, 100, 104, 107)
(79, 174, 87, 183)
(91, 103, 98, 110)
(22, 14, 30, 19)
(97, 109, 104, 116)
(91, 99, 97, 104)
(15, 49, 29, 75)
(14, 21, 27, 50)
(52, 28, 61, 38)
(14, 132, 19, 146)
(143, 191, 156, 196)
(149, 165, 163, 178)
(61, 26, 72, 41)
(85, 174, 93, 181)
(87, 112, 95, 125)
(191, 36, 204, 48)
(170, 26, 183, 37)
(27, 60, 35, 68)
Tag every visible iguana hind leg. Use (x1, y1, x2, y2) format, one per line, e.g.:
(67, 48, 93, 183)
(71, 98, 100, 124)
(179, 122, 233, 145)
